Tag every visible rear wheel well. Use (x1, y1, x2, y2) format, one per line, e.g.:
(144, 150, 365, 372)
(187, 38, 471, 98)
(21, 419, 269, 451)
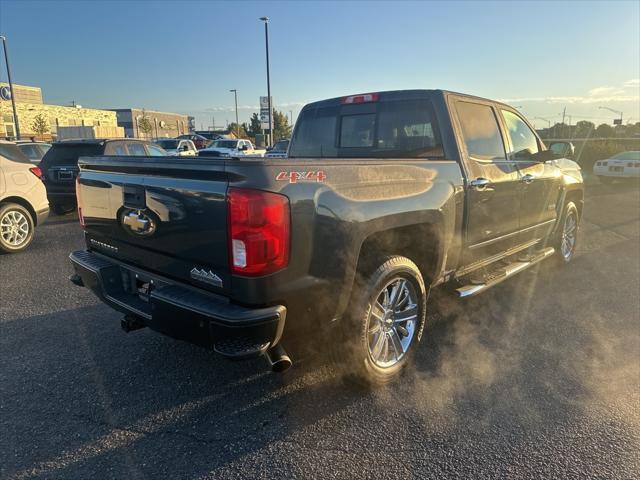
(0, 196, 37, 225)
(356, 224, 441, 286)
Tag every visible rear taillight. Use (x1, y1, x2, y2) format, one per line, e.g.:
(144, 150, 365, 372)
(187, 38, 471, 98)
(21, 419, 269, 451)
(341, 92, 379, 104)
(75, 176, 85, 228)
(227, 188, 290, 276)
(29, 166, 42, 179)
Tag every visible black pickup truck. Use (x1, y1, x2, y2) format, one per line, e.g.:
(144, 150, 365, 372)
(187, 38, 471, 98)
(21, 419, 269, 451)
(69, 90, 583, 385)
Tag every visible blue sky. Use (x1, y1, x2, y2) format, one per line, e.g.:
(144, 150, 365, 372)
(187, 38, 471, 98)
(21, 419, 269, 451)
(1, 0, 638, 128)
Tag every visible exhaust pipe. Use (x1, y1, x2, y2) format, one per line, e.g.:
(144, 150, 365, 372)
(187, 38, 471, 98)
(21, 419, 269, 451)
(265, 344, 292, 373)
(121, 314, 146, 333)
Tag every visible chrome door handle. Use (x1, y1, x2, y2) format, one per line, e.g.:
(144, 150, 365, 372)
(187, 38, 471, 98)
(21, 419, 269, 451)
(521, 174, 535, 184)
(469, 178, 492, 191)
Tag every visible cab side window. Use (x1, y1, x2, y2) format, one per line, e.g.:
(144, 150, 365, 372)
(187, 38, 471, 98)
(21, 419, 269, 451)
(501, 110, 540, 160)
(104, 141, 127, 155)
(455, 101, 506, 162)
(127, 143, 147, 156)
(147, 144, 167, 156)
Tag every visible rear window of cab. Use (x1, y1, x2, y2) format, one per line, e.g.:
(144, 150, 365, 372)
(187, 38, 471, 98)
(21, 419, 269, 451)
(289, 99, 443, 159)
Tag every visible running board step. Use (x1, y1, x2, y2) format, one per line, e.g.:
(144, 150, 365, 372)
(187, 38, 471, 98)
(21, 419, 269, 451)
(456, 247, 555, 298)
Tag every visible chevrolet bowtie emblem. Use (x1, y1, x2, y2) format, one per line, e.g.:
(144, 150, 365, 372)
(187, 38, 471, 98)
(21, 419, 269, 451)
(190, 268, 223, 288)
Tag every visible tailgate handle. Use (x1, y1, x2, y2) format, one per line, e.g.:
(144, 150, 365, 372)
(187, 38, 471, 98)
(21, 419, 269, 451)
(123, 185, 146, 208)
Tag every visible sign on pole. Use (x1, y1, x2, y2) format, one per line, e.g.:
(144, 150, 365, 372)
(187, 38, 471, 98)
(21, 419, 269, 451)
(260, 96, 272, 130)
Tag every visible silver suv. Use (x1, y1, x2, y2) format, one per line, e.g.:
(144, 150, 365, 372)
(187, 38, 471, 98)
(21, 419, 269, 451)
(0, 141, 49, 253)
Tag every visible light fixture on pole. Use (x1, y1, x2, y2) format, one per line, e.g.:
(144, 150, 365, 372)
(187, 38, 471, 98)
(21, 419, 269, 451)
(0, 35, 21, 139)
(598, 106, 623, 125)
(229, 89, 239, 138)
(259, 16, 273, 146)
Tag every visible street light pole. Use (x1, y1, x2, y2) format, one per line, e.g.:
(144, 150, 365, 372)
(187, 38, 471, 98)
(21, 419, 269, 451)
(0, 35, 21, 139)
(260, 17, 273, 146)
(229, 89, 239, 138)
(598, 106, 623, 124)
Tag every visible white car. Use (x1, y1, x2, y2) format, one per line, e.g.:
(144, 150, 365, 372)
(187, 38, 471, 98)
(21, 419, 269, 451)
(198, 139, 265, 158)
(153, 139, 198, 156)
(593, 151, 640, 183)
(0, 141, 49, 253)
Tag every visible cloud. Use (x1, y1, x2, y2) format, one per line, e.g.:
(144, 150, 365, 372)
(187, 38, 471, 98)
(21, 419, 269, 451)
(587, 86, 624, 97)
(499, 80, 639, 105)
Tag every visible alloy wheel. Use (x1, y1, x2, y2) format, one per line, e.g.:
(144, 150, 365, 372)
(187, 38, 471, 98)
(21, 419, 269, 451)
(366, 277, 418, 368)
(0, 210, 30, 247)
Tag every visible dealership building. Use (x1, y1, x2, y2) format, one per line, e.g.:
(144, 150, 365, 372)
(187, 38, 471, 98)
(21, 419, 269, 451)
(110, 108, 190, 139)
(0, 83, 119, 140)
(1, 83, 191, 141)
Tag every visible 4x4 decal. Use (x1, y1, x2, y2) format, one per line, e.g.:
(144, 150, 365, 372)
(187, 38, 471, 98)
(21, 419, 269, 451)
(276, 171, 326, 184)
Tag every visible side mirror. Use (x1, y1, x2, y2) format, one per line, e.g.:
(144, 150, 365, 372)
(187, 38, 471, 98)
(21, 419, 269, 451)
(240, 144, 249, 151)
(548, 141, 575, 159)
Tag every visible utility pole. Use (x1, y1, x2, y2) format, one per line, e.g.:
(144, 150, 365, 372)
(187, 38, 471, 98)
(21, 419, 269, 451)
(229, 89, 239, 138)
(260, 17, 273, 146)
(0, 35, 21, 139)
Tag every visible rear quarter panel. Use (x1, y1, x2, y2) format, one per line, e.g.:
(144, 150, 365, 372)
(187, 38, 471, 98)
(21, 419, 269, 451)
(226, 158, 464, 325)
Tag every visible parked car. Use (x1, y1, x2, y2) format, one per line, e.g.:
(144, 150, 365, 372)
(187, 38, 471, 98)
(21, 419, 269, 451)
(176, 134, 210, 150)
(15, 141, 52, 164)
(198, 139, 265, 157)
(0, 141, 49, 253)
(593, 151, 640, 183)
(154, 138, 198, 156)
(194, 131, 224, 142)
(40, 139, 167, 215)
(69, 89, 583, 385)
(265, 139, 290, 158)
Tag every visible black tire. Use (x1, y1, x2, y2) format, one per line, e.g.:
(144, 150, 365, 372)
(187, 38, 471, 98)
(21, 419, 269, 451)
(329, 256, 427, 386)
(553, 201, 579, 265)
(50, 203, 76, 215)
(0, 203, 35, 253)
(599, 176, 614, 184)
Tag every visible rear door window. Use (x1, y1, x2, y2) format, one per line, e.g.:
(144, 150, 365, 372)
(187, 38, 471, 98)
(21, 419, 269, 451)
(455, 101, 506, 162)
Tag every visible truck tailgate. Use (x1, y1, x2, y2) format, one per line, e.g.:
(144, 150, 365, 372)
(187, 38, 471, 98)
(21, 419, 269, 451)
(77, 156, 231, 292)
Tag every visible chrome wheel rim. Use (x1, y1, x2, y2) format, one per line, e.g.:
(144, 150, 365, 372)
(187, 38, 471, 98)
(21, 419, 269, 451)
(0, 210, 30, 246)
(367, 277, 418, 368)
(561, 211, 577, 259)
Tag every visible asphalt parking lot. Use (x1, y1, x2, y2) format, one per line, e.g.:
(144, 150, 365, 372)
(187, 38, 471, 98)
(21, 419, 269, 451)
(1, 180, 639, 479)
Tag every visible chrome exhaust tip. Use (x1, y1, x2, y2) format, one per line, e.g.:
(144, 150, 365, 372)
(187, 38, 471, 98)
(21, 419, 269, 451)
(265, 344, 292, 373)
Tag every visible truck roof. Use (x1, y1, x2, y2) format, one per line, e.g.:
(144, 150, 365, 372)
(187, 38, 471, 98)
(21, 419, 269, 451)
(301, 89, 514, 111)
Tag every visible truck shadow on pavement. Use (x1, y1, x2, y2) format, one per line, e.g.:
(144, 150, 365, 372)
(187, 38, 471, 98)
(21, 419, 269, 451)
(3, 236, 638, 479)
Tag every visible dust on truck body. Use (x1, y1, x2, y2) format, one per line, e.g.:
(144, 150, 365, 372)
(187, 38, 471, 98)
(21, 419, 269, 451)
(70, 90, 583, 385)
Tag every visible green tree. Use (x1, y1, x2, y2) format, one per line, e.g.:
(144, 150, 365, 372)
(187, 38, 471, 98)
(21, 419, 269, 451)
(595, 123, 614, 138)
(227, 122, 248, 139)
(137, 110, 153, 138)
(247, 113, 262, 138)
(574, 120, 595, 138)
(273, 110, 291, 141)
(31, 114, 49, 138)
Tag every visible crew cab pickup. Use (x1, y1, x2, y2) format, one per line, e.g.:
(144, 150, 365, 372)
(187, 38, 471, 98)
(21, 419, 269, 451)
(69, 90, 583, 384)
(198, 139, 265, 158)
